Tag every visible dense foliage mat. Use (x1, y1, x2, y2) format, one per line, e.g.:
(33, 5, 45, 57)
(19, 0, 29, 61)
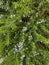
(0, 0, 49, 65)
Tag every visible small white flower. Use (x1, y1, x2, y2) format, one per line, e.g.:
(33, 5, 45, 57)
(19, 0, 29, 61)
(15, 48, 18, 52)
(0, 2, 3, 5)
(13, 45, 19, 54)
(37, 21, 42, 24)
(10, 14, 15, 18)
(22, 0, 25, 3)
(13, 48, 18, 54)
(5, 49, 8, 52)
(20, 55, 25, 60)
(14, 45, 16, 48)
(15, 6, 17, 9)
(41, 19, 45, 23)
(14, 36, 15, 39)
(28, 10, 31, 13)
(13, 51, 16, 54)
(20, 62, 22, 65)
(33, 42, 35, 45)
(28, 22, 30, 25)
(36, 12, 38, 17)
(19, 20, 22, 22)
(32, 64, 34, 65)
(0, 14, 3, 18)
(13, 15, 15, 17)
(18, 42, 23, 50)
(10, 15, 13, 18)
(36, 21, 40, 24)
(37, 19, 45, 24)
(26, 47, 28, 50)
(22, 27, 27, 32)
(33, 51, 38, 56)
(28, 35, 32, 40)
(10, 43, 12, 44)
(23, 14, 25, 17)
(3, 33, 6, 36)
(0, 58, 5, 64)
(30, 16, 33, 20)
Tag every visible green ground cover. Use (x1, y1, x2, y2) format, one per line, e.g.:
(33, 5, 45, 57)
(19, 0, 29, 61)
(0, 0, 49, 65)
